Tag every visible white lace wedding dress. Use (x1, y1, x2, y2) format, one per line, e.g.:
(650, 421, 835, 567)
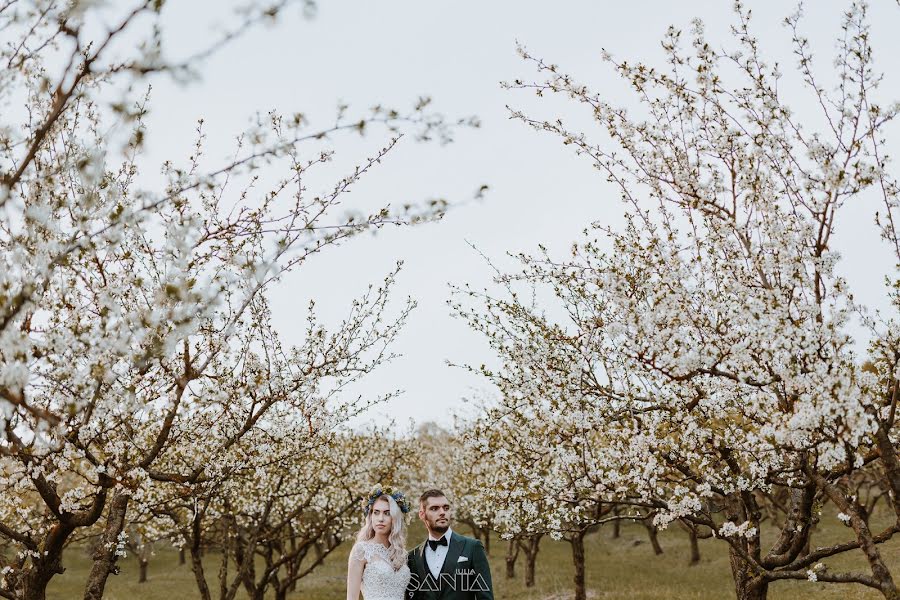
(350, 541, 412, 600)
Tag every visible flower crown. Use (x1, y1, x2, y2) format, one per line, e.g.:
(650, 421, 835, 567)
(363, 485, 411, 516)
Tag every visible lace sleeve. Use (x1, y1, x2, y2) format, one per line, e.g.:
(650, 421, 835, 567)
(349, 542, 370, 563)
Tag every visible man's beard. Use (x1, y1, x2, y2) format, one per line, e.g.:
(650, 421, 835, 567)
(429, 521, 449, 535)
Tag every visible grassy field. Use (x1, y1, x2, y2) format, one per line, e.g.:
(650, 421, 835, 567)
(44, 518, 900, 600)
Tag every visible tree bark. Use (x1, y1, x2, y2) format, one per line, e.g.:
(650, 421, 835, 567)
(643, 520, 663, 555)
(21, 522, 75, 600)
(677, 520, 700, 565)
(728, 545, 768, 600)
(505, 539, 519, 578)
(138, 558, 148, 583)
(760, 485, 815, 569)
(570, 531, 586, 600)
(875, 422, 900, 521)
(522, 536, 541, 588)
(288, 560, 299, 593)
(688, 526, 700, 566)
(233, 534, 257, 599)
(219, 541, 229, 600)
(83, 489, 130, 600)
(611, 505, 621, 539)
(187, 515, 213, 600)
(179, 547, 186, 566)
(816, 474, 900, 600)
(287, 529, 298, 592)
(19, 476, 109, 600)
(720, 490, 768, 600)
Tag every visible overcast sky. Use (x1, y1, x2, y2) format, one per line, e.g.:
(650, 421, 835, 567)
(138, 1, 900, 427)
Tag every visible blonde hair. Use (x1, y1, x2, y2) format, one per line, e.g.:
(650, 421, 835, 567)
(355, 494, 407, 568)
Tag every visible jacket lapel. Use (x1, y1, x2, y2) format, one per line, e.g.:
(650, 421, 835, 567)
(415, 543, 438, 600)
(439, 532, 465, 590)
(416, 543, 428, 579)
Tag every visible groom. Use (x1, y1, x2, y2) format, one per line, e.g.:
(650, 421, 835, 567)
(407, 489, 494, 600)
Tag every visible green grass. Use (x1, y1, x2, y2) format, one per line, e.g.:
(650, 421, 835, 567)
(44, 518, 900, 600)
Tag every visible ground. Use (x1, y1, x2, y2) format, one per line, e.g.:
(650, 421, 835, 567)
(44, 518, 900, 599)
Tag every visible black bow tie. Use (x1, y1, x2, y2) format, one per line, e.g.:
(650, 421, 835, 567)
(427, 537, 448, 551)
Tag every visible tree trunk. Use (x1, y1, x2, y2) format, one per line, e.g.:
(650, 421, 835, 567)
(289, 566, 299, 592)
(83, 489, 130, 600)
(287, 526, 298, 592)
(234, 536, 257, 599)
(188, 519, 213, 600)
(286, 542, 298, 592)
(505, 539, 520, 578)
(179, 547, 186, 566)
(676, 520, 700, 565)
(875, 426, 900, 521)
(688, 526, 700, 566)
(22, 523, 74, 600)
(644, 521, 663, 555)
(138, 558, 149, 583)
(219, 543, 229, 600)
(817, 474, 900, 599)
(570, 531, 586, 600)
(523, 536, 541, 588)
(728, 545, 768, 600)
(483, 529, 491, 557)
(21, 481, 108, 600)
(611, 506, 621, 539)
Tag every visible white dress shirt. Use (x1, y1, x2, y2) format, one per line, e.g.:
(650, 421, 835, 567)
(424, 528, 453, 578)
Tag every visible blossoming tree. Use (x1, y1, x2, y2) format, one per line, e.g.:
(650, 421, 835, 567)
(405, 422, 499, 555)
(0, 2, 470, 599)
(151, 428, 403, 600)
(459, 2, 900, 599)
(457, 410, 618, 600)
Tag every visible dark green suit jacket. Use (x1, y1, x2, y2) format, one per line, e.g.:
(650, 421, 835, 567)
(406, 531, 493, 600)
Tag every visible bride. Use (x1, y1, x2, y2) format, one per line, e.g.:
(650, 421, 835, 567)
(346, 486, 412, 600)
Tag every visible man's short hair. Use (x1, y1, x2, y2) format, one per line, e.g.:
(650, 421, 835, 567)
(419, 489, 448, 508)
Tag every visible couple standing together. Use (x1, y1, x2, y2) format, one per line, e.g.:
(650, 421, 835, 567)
(346, 487, 494, 600)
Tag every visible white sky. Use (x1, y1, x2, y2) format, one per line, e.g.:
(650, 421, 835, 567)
(139, 0, 900, 426)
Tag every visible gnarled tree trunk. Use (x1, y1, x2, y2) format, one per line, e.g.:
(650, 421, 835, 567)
(729, 545, 769, 600)
(83, 489, 130, 600)
(21, 522, 75, 600)
(816, 473, 900, 600)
